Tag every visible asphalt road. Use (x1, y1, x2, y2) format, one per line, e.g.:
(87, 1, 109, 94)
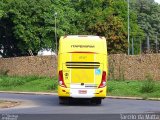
(0, 93, 160, 114)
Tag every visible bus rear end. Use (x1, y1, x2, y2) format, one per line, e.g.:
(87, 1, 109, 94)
(58, 35, 108, 104)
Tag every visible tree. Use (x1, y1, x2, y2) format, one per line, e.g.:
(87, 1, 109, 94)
(0, 0, 21, 57)
(0, 0, 55, 57)
(71, 0, 112, 34)
(90, 15, 128, 54)
(73, 0, 144, 54)
(1, 0, 160, 57)
(0, 0, 79, 57)
(131, 0, 160, 53)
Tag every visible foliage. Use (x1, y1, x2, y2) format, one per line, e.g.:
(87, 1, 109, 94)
(90, 15, 128, 54)
(0, 0, 79, 57)
(0, 0, 160, 57)
(132, 0, 160, 53)
(140, 75, 155, 93)
(71, 0, 112, 34)
(73, 0, 144, 54)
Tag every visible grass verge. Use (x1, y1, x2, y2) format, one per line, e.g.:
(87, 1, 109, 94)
(107, 80, 160, 98)
(0, 75, 57, 92)
(0, 75, 160, 98)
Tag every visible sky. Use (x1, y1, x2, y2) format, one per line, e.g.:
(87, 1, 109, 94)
(155, 0, 160, 4)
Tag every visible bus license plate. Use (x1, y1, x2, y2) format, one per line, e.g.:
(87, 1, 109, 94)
(79, 90, 87, 94)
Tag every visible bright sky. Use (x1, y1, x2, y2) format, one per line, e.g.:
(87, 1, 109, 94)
(155, 0, 160, 4)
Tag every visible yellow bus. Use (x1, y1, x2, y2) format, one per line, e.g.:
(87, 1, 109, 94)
(57, 35, 108, 104)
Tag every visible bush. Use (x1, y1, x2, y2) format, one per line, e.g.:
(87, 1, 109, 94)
(140, 75, 155, 93)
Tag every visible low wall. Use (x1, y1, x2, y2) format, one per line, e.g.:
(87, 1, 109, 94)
(0, 54, 160, 80)
(0, 56, 57, 77)
(108, 54, 160, 80)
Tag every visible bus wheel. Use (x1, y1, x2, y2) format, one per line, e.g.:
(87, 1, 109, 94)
(91, 99, 102, 105)
(96, 99, 102, 105)
(59, 97, 69, 104)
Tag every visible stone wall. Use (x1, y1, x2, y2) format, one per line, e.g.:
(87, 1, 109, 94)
(0, 56, 57, 77)
(0, 54, 160, 80)
(108, 54, 160, 80)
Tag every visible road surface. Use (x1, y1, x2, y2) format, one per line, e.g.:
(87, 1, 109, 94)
(0, 93, 160, 114)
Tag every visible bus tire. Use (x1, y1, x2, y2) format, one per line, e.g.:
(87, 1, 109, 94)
(96, 99, 102, 105)
(59, 97, 69, 104)
(91, 99, 102, 105)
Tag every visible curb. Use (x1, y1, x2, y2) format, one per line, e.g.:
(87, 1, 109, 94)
(107, 96, 160, 101)
(0, 91, 160, 101)
(0, 91, 57, 96)
(106, 96, 143, 100)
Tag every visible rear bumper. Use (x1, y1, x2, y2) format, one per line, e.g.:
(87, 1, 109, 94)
(58, 86, 107, 98)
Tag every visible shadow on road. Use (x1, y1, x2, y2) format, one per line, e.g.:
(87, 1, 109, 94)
(34, 95, 102, 107)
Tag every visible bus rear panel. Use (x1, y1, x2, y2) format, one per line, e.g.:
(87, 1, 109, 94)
(58, 35, 108, 104)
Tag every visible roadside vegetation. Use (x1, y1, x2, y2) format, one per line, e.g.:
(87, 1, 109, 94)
(107, 79, 160, 99)
(1, 0, 160, 57)
(0, 75, 160, 99)
(0, 75, 57, 92)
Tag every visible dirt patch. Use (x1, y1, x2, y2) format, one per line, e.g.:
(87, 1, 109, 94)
(0, 100, 21, 108)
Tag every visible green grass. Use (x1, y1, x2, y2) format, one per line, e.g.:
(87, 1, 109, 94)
(0, 75, 58, 92)
(107, 80, 160, 98)
(0, 75, 160, 98)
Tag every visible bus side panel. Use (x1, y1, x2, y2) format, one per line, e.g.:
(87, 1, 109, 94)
(95, 54, 107, 98)
(95, 87, 107, 97)
(58, 86, 70, 97)
(58, 53, 70, 97)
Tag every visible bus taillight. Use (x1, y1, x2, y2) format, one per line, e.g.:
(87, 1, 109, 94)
(98, 71, 106, 88)
(58, 70, 67, 88)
